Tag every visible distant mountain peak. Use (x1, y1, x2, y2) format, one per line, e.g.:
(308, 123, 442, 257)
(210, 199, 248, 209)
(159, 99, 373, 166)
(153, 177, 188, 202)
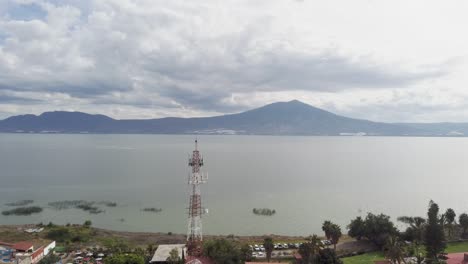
(0, 100, 448, 136)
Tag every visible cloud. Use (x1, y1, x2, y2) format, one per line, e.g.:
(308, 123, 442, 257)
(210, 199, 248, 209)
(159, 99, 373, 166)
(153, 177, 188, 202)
(0, 0, 464, 121)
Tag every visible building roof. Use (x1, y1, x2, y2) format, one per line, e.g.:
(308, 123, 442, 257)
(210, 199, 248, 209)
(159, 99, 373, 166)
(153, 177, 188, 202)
(150, 244, 186, 263)
(31, 247, 44, 259)
(0, 241, 13, 247)
(447, 253, 468, 264)
(12, 242, 34, 251)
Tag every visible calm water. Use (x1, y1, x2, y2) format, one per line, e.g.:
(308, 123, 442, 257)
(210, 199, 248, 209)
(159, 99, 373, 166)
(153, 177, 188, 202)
(0, 134, 467, 236)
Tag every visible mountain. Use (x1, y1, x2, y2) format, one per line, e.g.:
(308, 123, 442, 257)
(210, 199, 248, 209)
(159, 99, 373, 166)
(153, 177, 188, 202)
(0, 100, 462, 136)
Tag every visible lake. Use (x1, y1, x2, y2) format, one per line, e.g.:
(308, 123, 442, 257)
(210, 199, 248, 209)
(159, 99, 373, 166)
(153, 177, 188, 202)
(0, 134, 466, 236)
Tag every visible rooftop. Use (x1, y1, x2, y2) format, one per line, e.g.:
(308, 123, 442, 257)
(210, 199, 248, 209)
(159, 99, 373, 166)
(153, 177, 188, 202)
(150, 244, 186, 263)
(12, 242, 34, 252)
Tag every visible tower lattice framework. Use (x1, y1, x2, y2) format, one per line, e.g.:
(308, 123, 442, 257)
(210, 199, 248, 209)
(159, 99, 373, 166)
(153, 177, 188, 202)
(187, 140, 207, 256)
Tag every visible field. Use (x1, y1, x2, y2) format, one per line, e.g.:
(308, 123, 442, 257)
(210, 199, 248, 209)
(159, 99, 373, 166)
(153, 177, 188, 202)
(342, 241, 468, 264)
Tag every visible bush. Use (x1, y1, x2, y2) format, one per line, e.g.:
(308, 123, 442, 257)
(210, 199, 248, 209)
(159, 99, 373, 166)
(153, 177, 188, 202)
(104, 254, 144, 264)
(347, 213, 398, 248)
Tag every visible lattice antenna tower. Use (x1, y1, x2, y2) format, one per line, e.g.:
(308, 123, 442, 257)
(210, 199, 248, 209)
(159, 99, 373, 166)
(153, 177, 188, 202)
(186, 139, 208, 256)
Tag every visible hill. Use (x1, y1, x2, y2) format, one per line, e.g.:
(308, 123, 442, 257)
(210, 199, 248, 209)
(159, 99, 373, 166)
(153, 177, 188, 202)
(0, 100, 461, 136)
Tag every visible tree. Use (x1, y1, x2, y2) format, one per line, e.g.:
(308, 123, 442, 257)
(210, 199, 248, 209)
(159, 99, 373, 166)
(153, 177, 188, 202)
(38, 254, 61, 264)
(347, 216, 365, 240)
(203, 239, 241, 264)
(104, 254, 145, 264)
(347, 213, 397, 248)
(263, 237, 274, 262)
(322, 221, 333, 240)
(166, 248, 181, 264)
(298, 235, 322, 264)
(425, 201, 446, 263)
(83, 220, 92, 228)
(459, 213, 468, 237)
(239, 244, 252, 262)
(397, 216, 426, 243)
(444, 208, 456, 239)
(384, 236, 406, 264)
(316, 248, 343, 264)
(328, 224, 342, 250)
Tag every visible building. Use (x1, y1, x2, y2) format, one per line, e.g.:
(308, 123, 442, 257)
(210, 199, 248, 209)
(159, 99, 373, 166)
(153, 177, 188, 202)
(0, 241, 55, 264)
(150, 244, 186, 264)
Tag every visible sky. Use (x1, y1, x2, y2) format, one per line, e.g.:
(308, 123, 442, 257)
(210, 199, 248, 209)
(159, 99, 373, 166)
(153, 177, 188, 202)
(0, 0, 468, 122)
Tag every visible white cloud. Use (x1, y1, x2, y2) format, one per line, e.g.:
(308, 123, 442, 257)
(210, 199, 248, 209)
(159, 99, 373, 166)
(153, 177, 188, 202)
(0, 0, 467, 121)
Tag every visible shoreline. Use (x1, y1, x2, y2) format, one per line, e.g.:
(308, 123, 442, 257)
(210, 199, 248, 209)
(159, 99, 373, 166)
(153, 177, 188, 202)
(0, 224, 309, 245)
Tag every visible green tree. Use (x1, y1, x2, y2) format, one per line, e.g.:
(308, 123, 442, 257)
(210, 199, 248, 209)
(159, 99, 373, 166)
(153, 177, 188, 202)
(322, 220, 333, 240)
(146, 244, 156, 257)
(104, 254, 144, 264)
(329, 224, 342, 250)
(398, 216, 426, 243)
(166, 248, 181, 264)
(203, 239, 241, 264)
(316, 248, 343, 264)
(348, 213, 397, 248)
(38, 254, 61, 264)
(347, 216, 365, 240)
(459, 213, 468, 237)
(46, 227, 71, 242)
(83, 220, 92, 228)
(239, 244, 252, 262)
(424, 201, 446, 263)
(444, 208, 456, 239)
(298, 235, 322, 264)
(102, 238, 130, 254)
(384, 236, 406, 264)
(263, 237, 274, 262)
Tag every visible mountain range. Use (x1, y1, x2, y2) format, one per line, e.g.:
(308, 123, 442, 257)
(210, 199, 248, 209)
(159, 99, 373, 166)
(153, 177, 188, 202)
(0, 100, 467, 136)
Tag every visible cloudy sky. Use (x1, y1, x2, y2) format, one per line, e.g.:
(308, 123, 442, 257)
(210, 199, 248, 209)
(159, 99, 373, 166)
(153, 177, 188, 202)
(0, 0, 467, 122)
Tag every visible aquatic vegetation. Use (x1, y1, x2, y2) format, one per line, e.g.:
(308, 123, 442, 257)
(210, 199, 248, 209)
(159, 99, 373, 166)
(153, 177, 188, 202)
(141, 208, 162, 213)
(49, 200, 90, 210)
(100, 201, 117, 207)
(2, 206, 43, 216)
(48, 200, 104, 214)
(252, 208, 276, 216)
(76, 204, 104, 214)
(5, 200, 34, 206)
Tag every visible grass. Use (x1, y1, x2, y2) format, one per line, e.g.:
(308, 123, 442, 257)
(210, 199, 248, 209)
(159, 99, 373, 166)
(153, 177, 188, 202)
(341, 241, 468, 264)
(341, 251, 385, 264)
(446, 241, 468, 253)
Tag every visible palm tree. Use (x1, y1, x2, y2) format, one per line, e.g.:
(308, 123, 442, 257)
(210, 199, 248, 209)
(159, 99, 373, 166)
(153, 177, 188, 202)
(384, 236, 406, 264)
(329, 224, 342, 250)
(322, 220, 333, 241)
(263, 237, 274, 262)
(444, 208, 456, 239)
(398, 216, 426, 243)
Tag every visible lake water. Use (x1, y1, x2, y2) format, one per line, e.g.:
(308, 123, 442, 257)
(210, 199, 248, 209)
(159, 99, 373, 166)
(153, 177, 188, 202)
(0, 134, 467, 236)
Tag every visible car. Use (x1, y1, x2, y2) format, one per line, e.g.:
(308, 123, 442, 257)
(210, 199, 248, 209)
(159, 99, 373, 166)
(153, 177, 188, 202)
(257, 252, 265, 257)
(283, 243, 288, 248)
(277, 244, 283, 249)
(254, 247, 260, 251)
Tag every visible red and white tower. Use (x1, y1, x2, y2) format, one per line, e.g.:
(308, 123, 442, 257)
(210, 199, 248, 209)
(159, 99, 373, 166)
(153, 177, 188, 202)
(187, 139, 207, 256)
